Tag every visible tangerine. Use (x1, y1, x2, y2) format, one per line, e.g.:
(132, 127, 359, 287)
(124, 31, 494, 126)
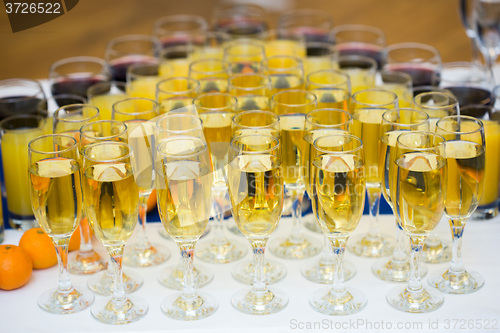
(0, 245, 32, 290)
(19, 228, 57, 269)
(147, 189, 157, 212)
(69, 225, 81, 252)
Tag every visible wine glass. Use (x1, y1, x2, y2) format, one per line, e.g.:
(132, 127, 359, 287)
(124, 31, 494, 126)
(49, 56, 110, 99)
(223, 39, 266, 74)
(226, 134, 288, 314)
(387, 131, 447, 313)
(269, 89, 321, 259)
(82, 141, 147, 324)
(189, 58, 230, 93)
(156, 77, 200, 113)
(53, 104, 107, 275)
(458, 0, 482, 65)
(472, 0, 500, 80)
(87, 81, 128, 121)
(306, 69, 351, 109)
(429, 115, 486, 293)
(212, 3, 268, 39)
(0, 78, 46, 119)
(155, 112, 214, 290)
(155, 136, 218, 320)
(335, 54, 377, 93)
(263, 56, 305, 97)
(193, 92, 247, 263)
(309, 134, 367, 315)
(228, 73, 271, 111)
(348, 88, 398, 258)
(112, 97, 169, 267)
(153, 14, 208, 47)
(28, 134, 94, 313)
(372, 108, 430, 282)
(301, 109, 358, 284)
(277, 9, 333, 43)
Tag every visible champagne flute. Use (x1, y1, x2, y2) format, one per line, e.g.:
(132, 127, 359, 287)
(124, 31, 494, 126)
(127, 61, 170, 100)
(160, 44, 197, 77)
(300, 109, 358, 284)
(260, 29, 307, 58)
(228, 73, 271, 111)
(472, 0, 500, 80)
(223, 39, 266, 74)
(379, 70, 414, 108)
(155, 112, 214, 290)
(309, 134, 367, 315)
(189, 59, 230, 93)
(372, 108, 430, 282)
(82, 141, 147, 324)
(269, 89, 321, 259)
(87, 81, 128, 121)
(112, 97, 169, 267)
(193, 92, 247, 263)
(387, 131, 447, 313)
(429, 115, 486, 293)
(348, 88, 398, 258)
(156, 77, 200, 113)
(155, 136, 218, 320)
(226, 134, 288, 314)
(335, 54, 377, 93)
(53, 104, 107, 275)
(302, 42, 337, 76)
(306, 69, 351, 110)
(262, 56, 305, 95)
(28, 134, 94, 313)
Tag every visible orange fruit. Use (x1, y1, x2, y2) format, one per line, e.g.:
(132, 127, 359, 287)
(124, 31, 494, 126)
(19, 228, 57, 269)
(69, 225, 81, 252)
(0, 244, 32, 290)
(147, 189, 157, 212)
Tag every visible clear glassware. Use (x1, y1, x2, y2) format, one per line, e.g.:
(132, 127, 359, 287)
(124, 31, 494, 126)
(372, 108, 430, 282)
(260, 29, 307, 58)
(309, 134, 367, 315)
(127, 61, 170, 100)
(429, 116, 486, 294)
(156, 77, 200, 113)
(87, 81, 128, 121)
(228, 73, 271, 111)
(300, 109, 357, 284)
(155, 136, 218, 320)
(191, 31, 231, 61)
(223, 39, 266, 74)
(153, 14, 208, 47)
(386, 131, 446, 313)
(378, 70, 414, 108)
(226, 134, 288, 314)
(28, 134, 94, 314)
(53, 104, 107, 275)
(82, 141, 147, 324)
(269, 89, 321, 259)
(49, 56, 110, 99)
(262, 55, 305, 95)
(303, 42, 337, 76)
(160, 44, 198, 77)
(104, 34, 161, 83)
(335, 54, 377, 93)
(212, 3, 268, 39)
(189, 58, 230, 93)
(348, 89, 398, 257)
(472, 0, 500, 80)
(0, 78, 47, 119)
(277, 9, 333, 43)
(193, 93, 247, 263)
(112, 97, 170, 267)
(306, 69, 351, 110)
(458, 0, 482, 65)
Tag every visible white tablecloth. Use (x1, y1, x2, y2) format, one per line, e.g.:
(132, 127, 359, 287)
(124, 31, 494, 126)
(1, 213, 499, 333)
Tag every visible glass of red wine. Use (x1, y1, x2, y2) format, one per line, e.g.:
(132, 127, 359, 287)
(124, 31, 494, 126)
(104, 34, 161, 83)
(153, 14, 208, 48)
(211, 3, 268, 39)
(277, 9, 333, 43)
(49, 57, 110, 99)
(382, 42, 442, 87)
(329, 24, 386, 68)
(0, 78, 46, 120)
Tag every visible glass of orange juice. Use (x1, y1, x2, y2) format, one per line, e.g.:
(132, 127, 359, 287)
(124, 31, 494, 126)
(0, 114, 47, 230)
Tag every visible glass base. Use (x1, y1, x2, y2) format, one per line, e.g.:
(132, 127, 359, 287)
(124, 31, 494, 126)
(269, 235, 322, 260)
(231, 287, 288, 315)
(91, 295, 148, 325)
(348, 233, 394, 257)
(310, 286, 367, 316)
(195, 238, 247, 264)
(301, 259, 356, 284)
(38, 285, 94, 314)
(372, 257, 427, 282)
(68, 250, 107, 274)
(422, 239, 451, 264)
(158, 264, 213, 290)
(161, 291, 218, 320)
(87, 269, 144, 296)
(386, 285, 443, 313)
(123, 242, 170, 267)
(428, 269, 484, 294)
(232, 259, 287, 285)
(9, 216, 37, 231)
(303, 218, 322, 234)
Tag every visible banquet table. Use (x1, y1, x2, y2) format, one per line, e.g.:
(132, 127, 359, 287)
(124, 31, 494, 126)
(1, 212, 499, 333)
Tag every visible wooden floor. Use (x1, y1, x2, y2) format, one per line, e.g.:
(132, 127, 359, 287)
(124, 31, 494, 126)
(0, 0, 473, 80)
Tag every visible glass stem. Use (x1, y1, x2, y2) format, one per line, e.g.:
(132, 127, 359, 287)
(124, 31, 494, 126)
(180, 243, 196, 299)
(289, 191, 305, 243)
(109, 245, 127, 310)
(211, 189, 228, 245)
(469, 36, 481, 66)
(135, 194, 150, 249)
(366, 189, 381, 239)
(330, 237, 347, 294)
(54, 238, 73, 295)
(78, 215, 93, 253)
(449, 219, 465, 274)
(320, 235, 334, 263)
(251, 239, 268, 294)
(408, 237, 425, 292)
(393, 220, 407, 261)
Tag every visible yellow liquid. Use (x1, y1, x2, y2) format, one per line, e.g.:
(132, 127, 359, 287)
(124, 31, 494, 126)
(480, 120, 500, 205)
(199, 112, 234, 172)
(128, 77, 161, 100)
(280, 114, 306, 186)
(342, 69, 375, 94)
(308, 88, 350, 110)
(90, 93, 127, 121)
(236, 95, 270, 111)
(396, 152, 446, 236)
(2, 127, 46, 217)
(30, 158, 81, 237)
(378, 131, 405, 209)
(227, 154, 283, 240)
(161, 59, 190, 77)
(304, 57, 334, 77)
(160, 97, 195, 113)
(269, 75, 304, 95)
(380, 84, 412, 108)
(126, 121, 155, 191)
(265, 40, 306, 58)
(311, 154, 366, 237)
(83, 162, 139, 246)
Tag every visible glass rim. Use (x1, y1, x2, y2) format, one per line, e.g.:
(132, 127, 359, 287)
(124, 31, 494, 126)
(352, 88, 398, 107)
(156, 113, 203, 134)
(28, 133, 78, 155)
(435, 115, 485, 135)
(271, 89, 317, 107)
(336, 54, 378, 69)
(83, 141, 134, 163)
(80, 119, 128, 141)
(306, 69, 350, 88)
(39, 93, 87, 106)
(127, 61, 161, 76)
(0, 113, 45, 130)
(229, 133, 280, 155)
(413, 91, 459, 109)
(54, 103, 100, 122)
(278, 8, 333, 25)
(313, 133, 363, 155)
(396, 130, 446, 152)
(380, 70, 413, 84)
(49, 56, 109, 76)
(0, 78, 45, 100)
(156, 77, 200, 95)
(305, 108, 353, 128)
(87, 80, 127, 97)
(262, 55, 303, 69)
(105, 34, 161, 59)
(156, 135, 208, 159)
(193, 92, 237, 111)
(383, 42, 441, 63)
(439, 61, 493, 84)
(228, 73, 271, 90)
(189, 58, 229, 75)
(112, 97, 159, 116)
(232, 110, 279, 129)
(153, 14, 208, 34)
(382, 108, 430, 127)
(330, 23, 386, 44)
(223, 40, 266, 57)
